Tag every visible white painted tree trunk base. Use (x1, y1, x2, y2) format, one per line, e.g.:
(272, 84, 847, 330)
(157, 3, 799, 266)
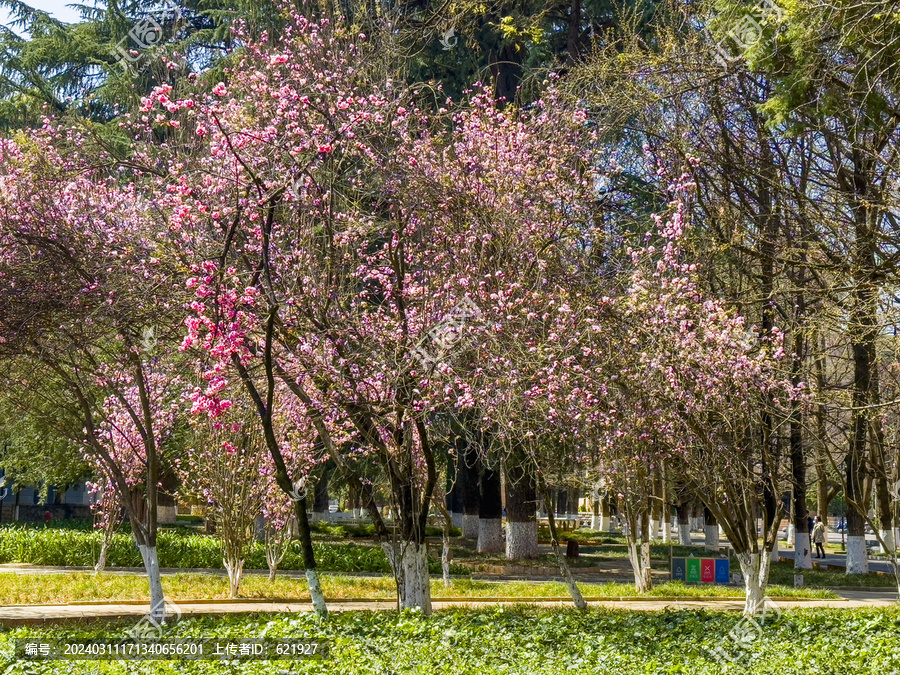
(506, 520, 539, 559)
(451, 512, 463, 529)
(794, 532, 812, 569)
(223, 557, 244, 598)
(704, 525, 719, 551)
(737, 551, 772, 617)
(94, 537, 111, 573)
(551, 541, 587, 609)
(786, 524, 795, 545)
(399, 542, 432, 615)
(678, 524, 692, 546)
(477, 518, 504, 554)
(878, 529, 897, 554)
(626, 540, 653, 593)
(462, 514, 479, 539)
(846, 535, 869, 574)
(137, 544, 166, 623)
(306, 569, 328, 617)
(649, 519, 661, 541)
(590, 514, 601, 530)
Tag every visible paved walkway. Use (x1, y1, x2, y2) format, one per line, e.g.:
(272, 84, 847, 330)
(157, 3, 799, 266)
(0, 593, 895, 626)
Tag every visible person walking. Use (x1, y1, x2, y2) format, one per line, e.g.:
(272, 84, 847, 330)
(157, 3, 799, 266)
(812, 516, 826, 559)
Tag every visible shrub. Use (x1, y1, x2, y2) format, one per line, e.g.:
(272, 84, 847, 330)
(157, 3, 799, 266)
(0, 525, 470, 574)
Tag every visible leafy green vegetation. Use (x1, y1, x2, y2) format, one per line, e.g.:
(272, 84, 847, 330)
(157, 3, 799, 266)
(766, 560, 896, 588)
(308, 521, 461, 539)
(0, 526, 469, 575)
(2, 606, 898, 673)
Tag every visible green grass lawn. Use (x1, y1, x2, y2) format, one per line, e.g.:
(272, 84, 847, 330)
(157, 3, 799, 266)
(767, 560, 897, 588)
(0, 571, 836, 605)
(1, 606, 898, 673)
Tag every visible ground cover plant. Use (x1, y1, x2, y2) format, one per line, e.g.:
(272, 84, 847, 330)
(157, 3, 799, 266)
(0, 607, 897, 674)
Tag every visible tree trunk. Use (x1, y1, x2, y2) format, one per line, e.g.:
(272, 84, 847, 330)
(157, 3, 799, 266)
(447, 448, 463, 528)
(845, 472, 869, 574)
(704, 507, 719, 551)
(294, 496, 328, 615)
(846, 508, 869, 575)
(676, 503, 692, 546)
(95, 537, 109, 573)
(845, 189, 877, 575)
(460, 442, 481, 539)
(136, 542, 166, 624)
(625, 508, 653, 593)
(590, 493, 601, 530)
(477, 467, 503, 554)
(224, 554, 244, 598)
(312, 465, 331, 522)
(790, 304, 812, 570)
(384, 541, 433, 614)
(543, 489, 586, 609)
(813, 338, 834, 523)
(736, 550, 773, 616)
(504, 460, 538, 559)
(566, 0, 581, 63)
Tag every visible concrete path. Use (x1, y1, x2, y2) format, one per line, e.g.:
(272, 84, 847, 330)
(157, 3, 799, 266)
(0, 594, 895, 626)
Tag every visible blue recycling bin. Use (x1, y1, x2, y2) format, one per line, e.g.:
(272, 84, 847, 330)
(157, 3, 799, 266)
(715, 558, 730, 584)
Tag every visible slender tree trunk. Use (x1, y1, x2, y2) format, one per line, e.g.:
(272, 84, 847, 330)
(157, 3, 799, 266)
(446, 447, 462, 528)
(650, 490, 662, 541)
(791, 334, 811, 569)
(460, 441, 481, 539)
(435, 497, 454, 587)
(566, 0, 581, 63)
(543, 489, 586, 608)
(133, 530, 165, 623)
(625, 506, 653, 593)
(294, 496, 328, 615)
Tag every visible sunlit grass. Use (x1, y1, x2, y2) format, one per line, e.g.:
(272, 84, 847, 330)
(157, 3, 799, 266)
(0, 571, 836, 604)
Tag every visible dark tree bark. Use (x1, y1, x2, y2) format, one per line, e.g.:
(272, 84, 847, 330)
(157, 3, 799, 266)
(504, 458, 538, 559)
(313, 463, 333, 516)
(459, 438, 481, 539)
(477, 467, 503, 554)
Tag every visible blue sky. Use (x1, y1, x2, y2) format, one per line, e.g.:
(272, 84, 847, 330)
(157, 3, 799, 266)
(2, 1, 93, 28)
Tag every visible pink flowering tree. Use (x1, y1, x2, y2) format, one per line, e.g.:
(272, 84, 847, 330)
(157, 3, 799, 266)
(394, 83, 602, 567)
(132, 17, 445, 613)
(87, 477, 123, 573)
(611, 173, 796, 614)
(180, 406, 268, 598)
(0, 134, 187, 622)
(261, 484, 295, 581)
